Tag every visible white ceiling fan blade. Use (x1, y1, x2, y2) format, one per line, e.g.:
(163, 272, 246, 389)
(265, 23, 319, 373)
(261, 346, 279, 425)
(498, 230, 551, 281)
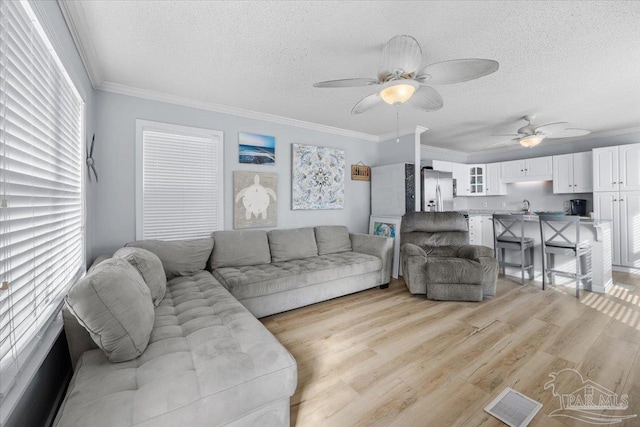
(416, 59, 499, 85)
(534, 122, 569, 135)
(407, 86, 443, 112)
(351, 93, 383, 115)
(377, 35, 422, 81)
(491, 133, 521, 137)
(313, 78, 380, 88)
(547, 128, 591, 138)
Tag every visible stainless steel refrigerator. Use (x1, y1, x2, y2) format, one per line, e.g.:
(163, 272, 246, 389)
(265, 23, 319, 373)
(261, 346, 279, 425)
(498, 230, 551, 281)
(421, 168, 454, 211)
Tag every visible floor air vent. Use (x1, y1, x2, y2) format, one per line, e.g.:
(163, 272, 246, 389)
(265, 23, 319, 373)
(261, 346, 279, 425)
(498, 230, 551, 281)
(484, 387, 543, 427)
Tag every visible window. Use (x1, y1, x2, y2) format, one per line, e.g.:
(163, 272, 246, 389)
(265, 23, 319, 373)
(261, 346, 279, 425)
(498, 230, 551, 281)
(0, 0, 85, 400)
(136, 120, 224, 240)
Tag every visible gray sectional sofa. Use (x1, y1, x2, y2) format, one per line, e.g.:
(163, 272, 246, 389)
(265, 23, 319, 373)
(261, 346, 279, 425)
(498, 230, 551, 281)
(56, 226, 392, 426)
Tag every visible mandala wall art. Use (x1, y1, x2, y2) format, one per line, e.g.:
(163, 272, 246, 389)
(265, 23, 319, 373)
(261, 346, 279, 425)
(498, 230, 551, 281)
(291, 143, 345, 210)
(233, 171, 277, 229)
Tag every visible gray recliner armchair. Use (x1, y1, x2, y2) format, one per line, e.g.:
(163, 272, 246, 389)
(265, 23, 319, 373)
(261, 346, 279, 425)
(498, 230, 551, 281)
(400, 212, 498, 301)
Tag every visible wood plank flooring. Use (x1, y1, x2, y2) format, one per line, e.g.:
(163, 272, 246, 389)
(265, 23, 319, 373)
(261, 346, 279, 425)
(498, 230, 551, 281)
(261, 272, 640, 426)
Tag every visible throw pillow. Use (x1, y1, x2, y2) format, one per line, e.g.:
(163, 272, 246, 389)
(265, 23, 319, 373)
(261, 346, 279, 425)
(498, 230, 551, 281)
(211, 230, 271, 269)
(314, 226, 352, 255)
(114, 247, 166, 306)
(126, 237, 214, 279)
(268, 228, 318, 262)
(65, 258, 154, 362)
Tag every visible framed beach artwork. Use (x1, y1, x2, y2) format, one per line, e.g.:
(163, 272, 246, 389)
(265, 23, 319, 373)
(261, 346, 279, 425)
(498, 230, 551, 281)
(238, 132, 275, 165)
(291, 143, 345, 210)
(233, 171, 277, 229)
(369, 215, 402, 278)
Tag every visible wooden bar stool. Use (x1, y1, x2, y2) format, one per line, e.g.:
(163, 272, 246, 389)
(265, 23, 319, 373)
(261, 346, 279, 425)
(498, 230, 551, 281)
(492, 214, 535, 285)
(538, 214, 591, 298)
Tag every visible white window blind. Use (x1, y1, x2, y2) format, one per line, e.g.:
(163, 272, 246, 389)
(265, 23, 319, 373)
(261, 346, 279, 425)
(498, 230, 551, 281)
(136, 120, 224, 240)
(0, 0, 84, 400)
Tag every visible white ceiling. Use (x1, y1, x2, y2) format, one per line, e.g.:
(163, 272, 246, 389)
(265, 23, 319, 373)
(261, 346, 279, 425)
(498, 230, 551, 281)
(60, 1, 640, 152)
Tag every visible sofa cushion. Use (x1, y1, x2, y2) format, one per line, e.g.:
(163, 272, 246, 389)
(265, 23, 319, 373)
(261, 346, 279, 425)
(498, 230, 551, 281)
(65, 258, 155, 362)
(114, 247, 166, 306)
(213, 252, 382, 300)
(212, 230, 271, 269)
(55, 271, 297, 427)
(126, 238, 213, 279)
(314, 226, 352, 255)
(268, 228, 318, 262)
(425, 257, 484, 285)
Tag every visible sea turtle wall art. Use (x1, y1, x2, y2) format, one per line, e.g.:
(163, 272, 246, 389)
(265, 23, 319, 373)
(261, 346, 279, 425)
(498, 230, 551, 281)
(233, 171, 278, 229)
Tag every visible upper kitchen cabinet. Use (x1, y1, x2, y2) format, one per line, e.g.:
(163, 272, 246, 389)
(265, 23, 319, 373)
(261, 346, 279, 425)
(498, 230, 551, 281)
(593, 143, 640, 192)
(485, 162, 507, 195)
(501, 156, 553, 183)
(467, 164, 486, 195)
(431, 160, 453, 172)
(552, 152, 593, 193)
(619, 144, 640, 191)
(452, 162, 469, 196)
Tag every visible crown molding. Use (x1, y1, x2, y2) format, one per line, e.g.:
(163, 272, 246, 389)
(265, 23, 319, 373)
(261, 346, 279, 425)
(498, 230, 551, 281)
(97, 81, 381, 142)
(58, 0, 104, 88)
(415, 126, 429, 135)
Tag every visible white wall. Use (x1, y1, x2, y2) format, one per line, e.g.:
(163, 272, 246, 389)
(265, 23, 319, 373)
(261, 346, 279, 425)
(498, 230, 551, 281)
(90, 90, 378, 257)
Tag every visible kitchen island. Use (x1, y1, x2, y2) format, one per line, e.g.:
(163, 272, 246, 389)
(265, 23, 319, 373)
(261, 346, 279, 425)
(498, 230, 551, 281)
(458, 210, 613, 293)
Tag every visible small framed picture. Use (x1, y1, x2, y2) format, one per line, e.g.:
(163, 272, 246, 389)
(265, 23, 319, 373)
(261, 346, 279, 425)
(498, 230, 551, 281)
(369, 215, 402, 279)
(238, 132, 275, 165)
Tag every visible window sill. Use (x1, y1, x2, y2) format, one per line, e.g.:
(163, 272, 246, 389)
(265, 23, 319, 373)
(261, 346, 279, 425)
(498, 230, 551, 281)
(0, 313, 64, 425)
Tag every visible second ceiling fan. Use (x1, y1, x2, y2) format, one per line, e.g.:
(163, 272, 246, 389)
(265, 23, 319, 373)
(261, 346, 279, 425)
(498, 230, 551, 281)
(313, 35, 499, 114)
(490, 115, 591, 148)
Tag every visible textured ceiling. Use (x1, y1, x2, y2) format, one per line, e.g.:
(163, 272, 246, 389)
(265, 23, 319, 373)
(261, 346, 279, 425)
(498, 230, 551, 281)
(61, 1, 640, 152)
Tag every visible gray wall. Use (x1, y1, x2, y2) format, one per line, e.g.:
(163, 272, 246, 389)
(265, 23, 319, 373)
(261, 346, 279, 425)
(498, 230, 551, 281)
(90, 90, 378, 258)
(375, 134, 416, 166)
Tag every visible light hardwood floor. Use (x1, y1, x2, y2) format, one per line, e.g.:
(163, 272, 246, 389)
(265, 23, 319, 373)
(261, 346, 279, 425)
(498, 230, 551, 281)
(261, 272, 640, 426)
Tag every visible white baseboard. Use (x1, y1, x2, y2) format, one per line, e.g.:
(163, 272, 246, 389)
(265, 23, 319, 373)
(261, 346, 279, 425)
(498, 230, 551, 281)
(612, 265, 640, 274)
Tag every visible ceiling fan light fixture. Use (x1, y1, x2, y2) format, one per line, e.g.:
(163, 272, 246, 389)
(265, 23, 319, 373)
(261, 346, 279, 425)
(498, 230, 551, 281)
(519, 135, 544, 148)
(380, 83, 416, 105)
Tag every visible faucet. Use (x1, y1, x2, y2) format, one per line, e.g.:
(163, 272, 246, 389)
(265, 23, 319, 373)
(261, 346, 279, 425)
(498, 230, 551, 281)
(522, 199, 531, 213)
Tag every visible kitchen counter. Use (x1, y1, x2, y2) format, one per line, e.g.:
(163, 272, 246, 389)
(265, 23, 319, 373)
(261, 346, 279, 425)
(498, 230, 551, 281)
(455, 210, 613, 293)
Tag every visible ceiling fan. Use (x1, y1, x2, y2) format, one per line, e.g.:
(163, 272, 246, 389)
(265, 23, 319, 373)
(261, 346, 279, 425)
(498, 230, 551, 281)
(490, 115, 591, 148)
(313, 35, 499, 114)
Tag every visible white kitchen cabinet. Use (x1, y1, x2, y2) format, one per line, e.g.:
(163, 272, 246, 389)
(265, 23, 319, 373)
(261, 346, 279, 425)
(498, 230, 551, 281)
(485, 163, 507, 196)
(432, 160, 453, 172)
(592, 146, 619, 192)
(467, 164, 486, 195)
(468, 215, 482, 245)
(481, 215, 495, 249)
(620, 191, 640, 267)
(594, 192, 620, 265)
(501, 156, 553, 183)
(552, 152, 593, 193)
(452, 163, 469, 196)
(468, 214, 494, 248)
(619, 144, 640, 191)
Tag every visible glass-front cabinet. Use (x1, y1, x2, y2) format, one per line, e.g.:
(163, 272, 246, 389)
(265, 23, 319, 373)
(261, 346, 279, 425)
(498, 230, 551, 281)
(468, 164, 485, 195)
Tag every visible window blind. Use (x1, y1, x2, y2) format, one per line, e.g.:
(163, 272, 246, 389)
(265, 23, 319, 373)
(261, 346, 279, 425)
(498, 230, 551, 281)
(137, 121, 224, 240)
(0, 0, 84, 400)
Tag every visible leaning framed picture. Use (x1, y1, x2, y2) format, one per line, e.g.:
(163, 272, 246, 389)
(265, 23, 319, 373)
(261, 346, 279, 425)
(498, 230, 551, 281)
(369, 215, 402, 279)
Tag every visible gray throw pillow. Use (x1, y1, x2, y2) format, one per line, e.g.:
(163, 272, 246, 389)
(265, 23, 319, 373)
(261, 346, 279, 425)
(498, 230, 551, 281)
(126, 238, 213, 279)
(268, 228, 318, 262)
(212, 230, 271, 269)
(65, 258, 154, 362)
(114, 247, 166, 306)
(314, 226, 352, 255)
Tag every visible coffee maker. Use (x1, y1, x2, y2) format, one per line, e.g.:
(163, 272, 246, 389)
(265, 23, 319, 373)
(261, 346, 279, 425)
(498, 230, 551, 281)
(569, 199, 587, 216)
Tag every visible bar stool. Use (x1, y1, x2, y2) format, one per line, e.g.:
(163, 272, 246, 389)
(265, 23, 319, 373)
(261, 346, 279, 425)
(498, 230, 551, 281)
(492, 214, 535, 285)
(538, 214, 591, 298)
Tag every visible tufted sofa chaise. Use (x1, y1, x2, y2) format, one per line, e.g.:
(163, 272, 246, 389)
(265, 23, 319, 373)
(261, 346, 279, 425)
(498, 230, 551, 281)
(56, 226, 392, 426)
